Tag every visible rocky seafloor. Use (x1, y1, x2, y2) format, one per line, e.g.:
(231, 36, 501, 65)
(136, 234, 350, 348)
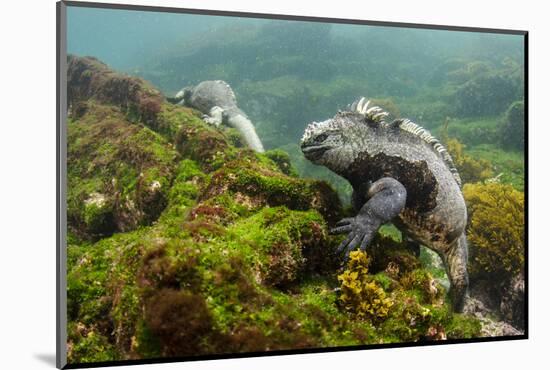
(65, 55, 524, 364)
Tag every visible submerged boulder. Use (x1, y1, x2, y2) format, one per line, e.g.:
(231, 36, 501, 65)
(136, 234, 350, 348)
(68, 55, 164, 129)
(499, 273, 525, 330)
(67, 103, 178, 239)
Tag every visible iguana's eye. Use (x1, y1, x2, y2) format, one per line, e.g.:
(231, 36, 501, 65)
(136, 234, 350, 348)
(316, 133, 329, 143)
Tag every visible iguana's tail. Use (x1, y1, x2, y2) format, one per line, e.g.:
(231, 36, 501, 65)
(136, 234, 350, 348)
(443, 232, 469, 312)
(227, 113, 265, 153)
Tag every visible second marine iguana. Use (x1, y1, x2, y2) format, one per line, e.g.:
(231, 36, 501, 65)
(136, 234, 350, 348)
(175, 80, 265, 152)
(300, 98, 469, 311)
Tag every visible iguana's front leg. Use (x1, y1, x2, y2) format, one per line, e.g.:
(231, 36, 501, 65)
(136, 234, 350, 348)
(202, 106, 224, 127)
(331, 177, 407, 261)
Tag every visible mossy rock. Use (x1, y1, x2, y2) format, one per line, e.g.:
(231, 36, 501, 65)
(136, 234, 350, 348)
(230, 207, 331, 287)
(67, 206, 337, 359)
(68, 55, 164, 130)
(262, 149, 299, 177)
(453, 71, 522, 117)
(200, 160, 342, 223)
(173, 113, 252, 172)
(377, 291, 481, 342)
(500, 100, 525, 151)
(68, 323, 119, 364)
(67, 106, 179, 239)
(223, 127, 247, 148)
(366, 234, 421, 277)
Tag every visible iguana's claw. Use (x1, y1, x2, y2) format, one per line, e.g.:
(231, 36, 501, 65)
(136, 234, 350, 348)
(330, 217, 354, 235)
(332, 216, 376, 263)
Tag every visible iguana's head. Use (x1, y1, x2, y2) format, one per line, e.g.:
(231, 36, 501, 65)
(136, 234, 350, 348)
(301, 118, 350, 170)
(300, 98, 388, 174)
(174, 86, 193, 104)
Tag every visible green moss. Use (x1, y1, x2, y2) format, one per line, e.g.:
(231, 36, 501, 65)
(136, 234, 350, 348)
(262, 149, 299, 177)
(67, 107, 179, 239)
(367, 234, 421, 276)
(399, 269, 444, 305)
(68, 324, 119, 364)
(68, 202, 483, 357)
(445, 313, 482, 339)
(228, 207, 329, 287)
(67, 228, 159, 358)
(67, 243, 111, 324)
(223, 127, 246, 148)
(155, 103, 205, 140)
(201, 161, 342, 223)
(81, 194, 115, 236)
(207, 193, 252, 219)
(132, 320, 162, 358)
(157, 159, 205, 224)
(222, 164, 309, 206)
(173, 113, 248, 172)
(371, 273, 395, 292)
(377, 293, 433, 342)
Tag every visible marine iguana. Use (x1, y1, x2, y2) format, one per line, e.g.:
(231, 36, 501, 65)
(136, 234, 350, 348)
(175, 80, 265, 152)
(300, 98, 469, 311)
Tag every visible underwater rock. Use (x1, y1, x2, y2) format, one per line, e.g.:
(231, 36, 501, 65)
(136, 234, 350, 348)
(452, 65, 523, 118)
(500, 100, 525, 151)
(463, 297, 522, 337)
(67, 55, 164, 129)
(500, 273, 525, 330)
(466, 276, 524, 334)
(263, 149, 298, 177)
(81, 192, 115, 236)
(67, 104, 178, 239)
(468, 279, 501, 313)
(200, 160, 342, 224)
(144, 288, 215, 357)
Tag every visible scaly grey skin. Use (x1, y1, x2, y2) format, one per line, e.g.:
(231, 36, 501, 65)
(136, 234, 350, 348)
(301, 97, 469, 312)
(175, 80, 265, 152)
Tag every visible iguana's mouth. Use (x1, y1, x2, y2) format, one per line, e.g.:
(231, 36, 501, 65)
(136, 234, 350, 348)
(301, 144, 331, 160)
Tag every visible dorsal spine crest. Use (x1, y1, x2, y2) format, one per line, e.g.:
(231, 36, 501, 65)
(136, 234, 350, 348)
(397, 118, 462, 187)
(350, 97, 462, 187)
